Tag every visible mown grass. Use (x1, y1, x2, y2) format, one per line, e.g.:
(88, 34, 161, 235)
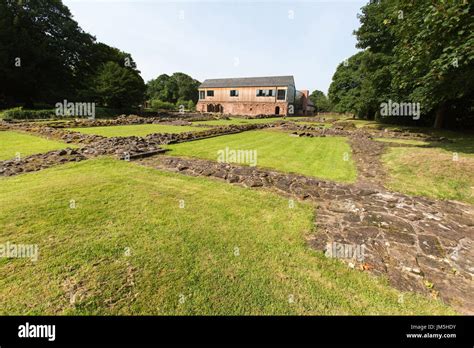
(297, 122, 332, 128)
(0, 158, 454, 315)
(0, 131, 75, 161)
(165, 130, 357, 182)
(374, 138, 429, 146)
(382, 136, 474, 204)
(68, 124, 208, 137)
(192, 117, 305, 126)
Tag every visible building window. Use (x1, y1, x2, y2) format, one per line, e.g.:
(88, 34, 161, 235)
(199, 91, 205, 100)
(207, 90, 214, 97)
(230, 90, 239, 97)
(277, 90, 286, 100)
(256, 89, 275, 97)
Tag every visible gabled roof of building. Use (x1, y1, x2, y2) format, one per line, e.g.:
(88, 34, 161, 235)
(199, 76, 295, 88)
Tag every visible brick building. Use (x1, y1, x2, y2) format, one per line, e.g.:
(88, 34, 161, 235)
(196, 76, 313, 116)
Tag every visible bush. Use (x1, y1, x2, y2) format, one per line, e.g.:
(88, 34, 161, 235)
(151, 99, 176, 111)
(0, 107, 55, 120)
(0, 106, 141, 120)
(175, 99, 195, 111)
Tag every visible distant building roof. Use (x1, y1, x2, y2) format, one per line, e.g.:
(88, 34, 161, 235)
(200, 76, 295, 88)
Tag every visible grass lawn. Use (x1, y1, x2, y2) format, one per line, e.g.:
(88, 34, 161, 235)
(307, 114, 351, 122)
(68, 124, 208, 137)
(382, 140, 474, 204)
(0, 131, 75, 161)
(297, 122, 332, 128)
(0, 158, 453, 315)
(192, 117, 305, 126)
(165, 130, 357, 182)
(374, 138, 429, 146)
(352, 120, 379, 128)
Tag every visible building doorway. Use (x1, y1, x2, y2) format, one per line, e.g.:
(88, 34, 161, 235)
(275, 106, 280, 115)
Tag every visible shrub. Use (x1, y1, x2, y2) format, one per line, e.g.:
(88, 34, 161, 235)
(0, 107, 55, 120)
(151, 99, 176, 111)
(0, 106, 140, 120)
(175, 99, 195, 111)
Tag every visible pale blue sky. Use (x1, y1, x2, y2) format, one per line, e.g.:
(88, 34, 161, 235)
(64, 0, 365, 94)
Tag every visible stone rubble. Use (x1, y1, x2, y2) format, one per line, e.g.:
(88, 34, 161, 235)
(0, 122, 273, 176)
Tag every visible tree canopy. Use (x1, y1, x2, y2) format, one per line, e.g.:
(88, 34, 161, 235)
(146, 73, 200, 105)
(328, 0, 474, 128)
(309, 90, 332, 113)
(0, 0, 145, 109)
(94, 62, 146, 108)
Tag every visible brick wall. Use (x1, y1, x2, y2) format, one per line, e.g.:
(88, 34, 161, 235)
(196, 102, 289, 116)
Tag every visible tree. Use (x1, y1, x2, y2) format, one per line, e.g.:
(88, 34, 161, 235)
(328, 52, 365, 116)
(0, 0, 144, 110)
(309, 90, 332, 113)
(0, 0, 98, 107)
(389, 1, 474, 128)
(146, 73, 200, 104)
(146, 74, 178, 102)
(94, 62, 145, 108)
(171, 72, 201, 103)
(79, 43, 143, 102)
(329, 0, 473, 128)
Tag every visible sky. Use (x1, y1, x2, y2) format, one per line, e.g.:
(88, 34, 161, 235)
(64, 0, 365, 94)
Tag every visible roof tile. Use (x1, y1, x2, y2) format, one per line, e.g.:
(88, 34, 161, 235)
(199, 76, 295, 88)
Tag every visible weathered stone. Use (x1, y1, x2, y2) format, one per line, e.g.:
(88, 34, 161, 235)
(418, 234, 445, 258)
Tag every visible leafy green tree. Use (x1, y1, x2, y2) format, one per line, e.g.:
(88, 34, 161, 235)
(187, 100, 195, 111)
(309, 90, 332, 113)
(328, 52, 365, 115)
(171, 72, 201, 103)
(352, 0, 474, 128)
(0, 0, 96, 107)
(94, 62, 145, 108)
(388, 1, 474, 128)
(146, 73, 200, 104)
(146, 74, 178, 102)
(78, 43, 143, 102)
(0, 0, 145, 110)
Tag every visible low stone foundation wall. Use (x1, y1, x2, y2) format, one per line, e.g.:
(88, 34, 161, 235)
(1, 113, 220, 129)
(145, 123, 272, 145)
(280, 122, 450, 142)
(0, 123, 274, 177)
(0, 148, 86, 176)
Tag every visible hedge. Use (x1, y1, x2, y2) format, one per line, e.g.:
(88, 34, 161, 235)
(0, 107, 139, 120)
(0, 107, 55, 120)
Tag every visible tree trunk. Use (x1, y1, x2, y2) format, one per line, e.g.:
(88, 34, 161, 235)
(434, 103, 446, 129)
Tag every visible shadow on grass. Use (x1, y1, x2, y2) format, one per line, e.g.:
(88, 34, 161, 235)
(376, 126, 474, 154)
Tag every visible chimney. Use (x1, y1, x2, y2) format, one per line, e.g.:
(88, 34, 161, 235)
(301, 90, 309, 113)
